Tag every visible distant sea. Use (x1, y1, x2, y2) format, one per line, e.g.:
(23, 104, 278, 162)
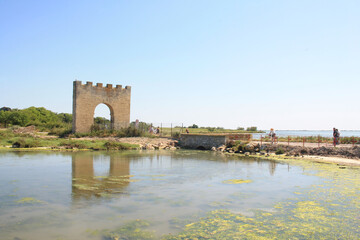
(253, 130, 360, 139)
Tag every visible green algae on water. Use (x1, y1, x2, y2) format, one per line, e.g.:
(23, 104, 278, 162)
(162, 157, 360, 240)
(15, 197, 44, 204)
(89, 219, 156, 240)
(222, 179, 252, 184)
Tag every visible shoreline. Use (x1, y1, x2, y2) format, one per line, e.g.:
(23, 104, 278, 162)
(1, 140, 360, 167)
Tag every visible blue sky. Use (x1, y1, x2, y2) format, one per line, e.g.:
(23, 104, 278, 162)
(1, 0, 359, 130)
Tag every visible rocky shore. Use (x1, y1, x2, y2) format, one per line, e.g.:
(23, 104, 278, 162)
(210, 142, 360, 166)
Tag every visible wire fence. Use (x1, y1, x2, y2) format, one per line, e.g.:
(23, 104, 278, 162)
(258, 135, 360, 148)
(137, 123, 185, 138)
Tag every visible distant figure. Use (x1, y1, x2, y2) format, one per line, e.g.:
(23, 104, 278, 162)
(269, 128, 276, 144)
(149, 126, 154, 134)
(156, 127, 160, 134)
(186, 128, 189, 134)
(333, 128, 340, 146)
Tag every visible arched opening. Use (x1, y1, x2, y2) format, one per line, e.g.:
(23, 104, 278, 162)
(93, 103, 113, 130)
(196, 146, 207, 150)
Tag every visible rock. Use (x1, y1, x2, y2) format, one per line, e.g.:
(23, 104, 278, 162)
(13, 125, 36, 134)
(244, 143, 256, 152)
(217, 145, 226, 152)
(211, 147, 217, 151)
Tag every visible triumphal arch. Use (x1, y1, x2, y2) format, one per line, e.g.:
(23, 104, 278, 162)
(72, 80, 131, 133)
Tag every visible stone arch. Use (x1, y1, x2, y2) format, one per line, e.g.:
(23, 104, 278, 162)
(72, 81, 131, 133)
(93, 103, 114, 129)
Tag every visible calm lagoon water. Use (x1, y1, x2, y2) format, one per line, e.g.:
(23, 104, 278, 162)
(0, 150, 359, 239)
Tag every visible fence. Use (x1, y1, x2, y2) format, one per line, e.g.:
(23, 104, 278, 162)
(138, 123, 185, 138)
(258, 135, 360, 148)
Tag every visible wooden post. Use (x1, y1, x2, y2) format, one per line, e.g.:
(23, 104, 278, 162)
(303, 137, 305, 147)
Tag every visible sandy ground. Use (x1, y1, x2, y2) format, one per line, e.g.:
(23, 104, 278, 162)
(301, 155, 360, 167)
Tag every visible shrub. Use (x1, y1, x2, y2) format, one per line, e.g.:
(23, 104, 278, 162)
(172, 132, 180, 139)
(11, 137, 41, 148)
(59, 140, 87, 149)
(207, 127, 215, 132)
(275, 148, 285, 155)
(103, 141, 138, 150)
(246, 126, 258, 132)
(116, 127, 141, 138)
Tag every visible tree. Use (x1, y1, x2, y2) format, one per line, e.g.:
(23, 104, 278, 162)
(0, 110, 11, 127)
(246, 126, 257, 132)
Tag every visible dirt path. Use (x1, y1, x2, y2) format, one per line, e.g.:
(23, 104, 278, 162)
(253, 141, 355, 148)
(301, 155, 360, 167)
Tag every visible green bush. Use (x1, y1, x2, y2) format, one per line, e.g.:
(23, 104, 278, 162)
(275, 148, 285, 155)
(0, 107, 72, 132)
(172, 132, 180, 139)
(116, 127, 143, 138)
(207, 127, 215, 132)
(246, 126, 258, 132)
(59, 140, 88, 149)
(11, 137, 41, 148)
(103, 141, 138, 150)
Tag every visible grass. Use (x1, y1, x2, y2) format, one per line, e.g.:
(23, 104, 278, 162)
(0, 129, 139, 150)
(159, 127, 262, 138)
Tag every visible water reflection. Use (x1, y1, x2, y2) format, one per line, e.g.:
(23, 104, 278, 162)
(268, 160, 277, 176)
(72, 153, 130, 201)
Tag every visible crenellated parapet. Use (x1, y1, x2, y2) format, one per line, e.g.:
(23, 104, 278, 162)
(74, 80, 131, 93)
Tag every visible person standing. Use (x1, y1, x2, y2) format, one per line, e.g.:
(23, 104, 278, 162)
(333, 128, 340, 146)
(269, 128, 276, 144)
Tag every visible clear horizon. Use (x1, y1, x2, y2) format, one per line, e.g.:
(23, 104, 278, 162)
(1, 1, 359, 130)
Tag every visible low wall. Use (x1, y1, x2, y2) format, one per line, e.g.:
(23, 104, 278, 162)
(180, 133, 252, 150)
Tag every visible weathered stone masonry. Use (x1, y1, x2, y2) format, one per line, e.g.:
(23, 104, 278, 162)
(180, 133, 253, 149)
(72, 81, 131, 133)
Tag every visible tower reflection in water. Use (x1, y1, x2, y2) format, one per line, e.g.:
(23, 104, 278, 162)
(71, 153, 131, 202)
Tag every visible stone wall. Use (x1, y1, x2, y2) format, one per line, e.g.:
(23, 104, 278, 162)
(180, 134, 227, 149)
(72, 81, 131, 133)
(179, 133, 253, 150)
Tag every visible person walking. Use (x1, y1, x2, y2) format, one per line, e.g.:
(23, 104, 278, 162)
(269, 128, 276, 144)
(333, 128, 340, 146)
